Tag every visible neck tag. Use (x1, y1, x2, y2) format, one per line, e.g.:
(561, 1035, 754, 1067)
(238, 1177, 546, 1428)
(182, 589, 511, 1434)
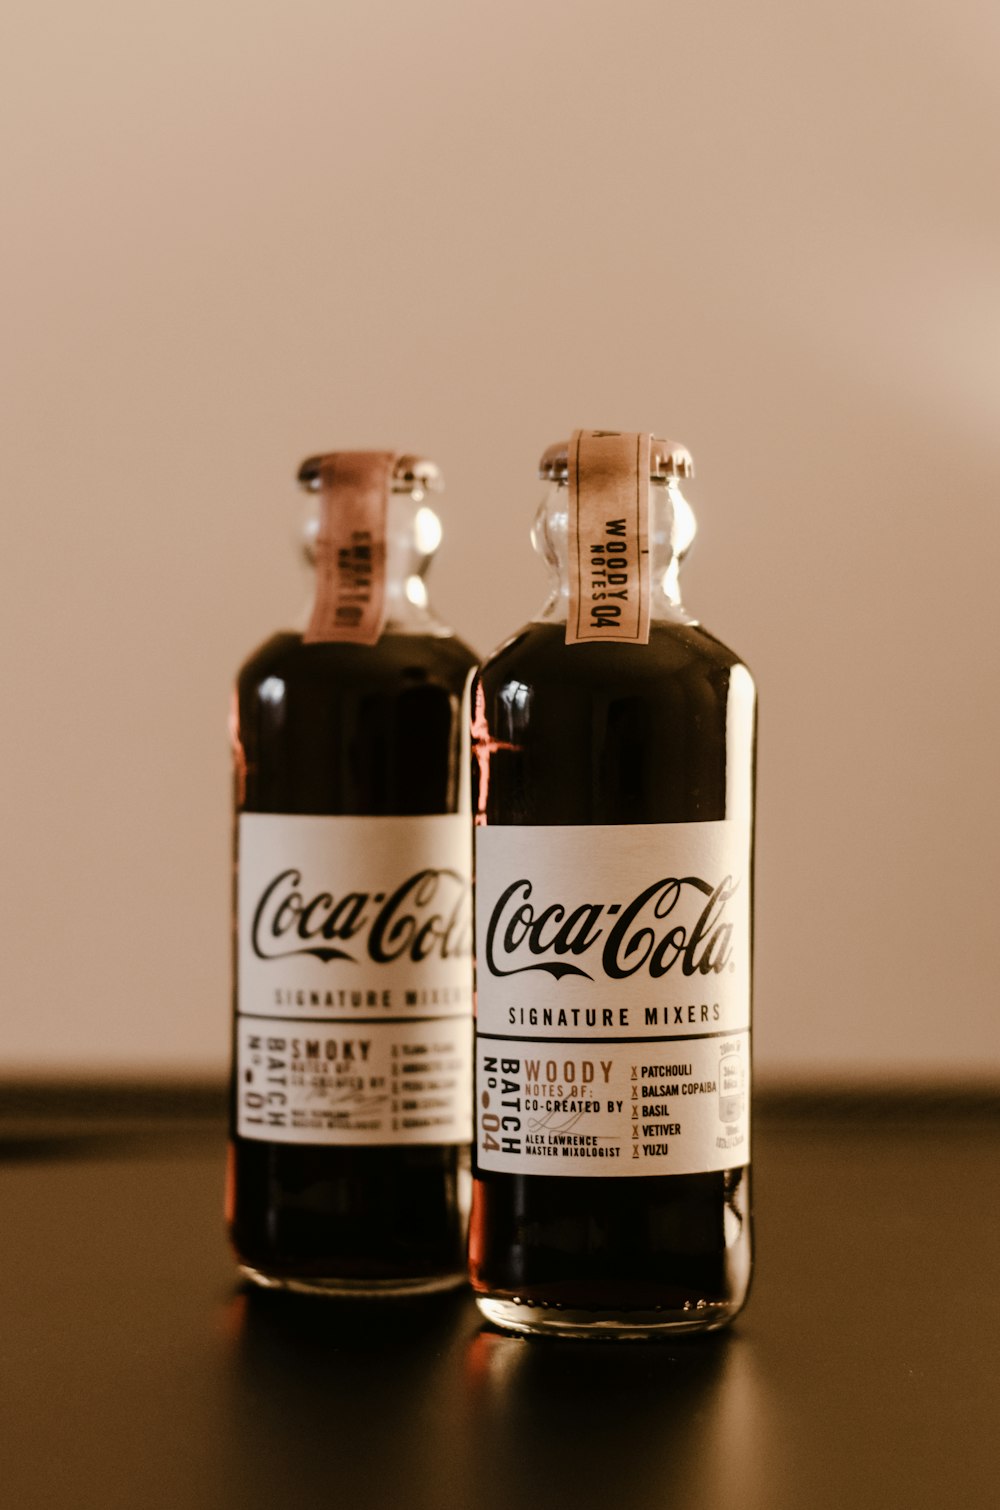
(566, 429, 651, 647)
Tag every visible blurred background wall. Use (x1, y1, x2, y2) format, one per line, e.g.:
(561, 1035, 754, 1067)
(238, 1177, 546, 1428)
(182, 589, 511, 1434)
(2, 0, 998, 1083)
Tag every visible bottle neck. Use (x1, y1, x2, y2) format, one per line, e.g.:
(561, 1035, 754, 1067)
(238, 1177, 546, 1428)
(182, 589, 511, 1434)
(531, 477, 697, 626)
(298, 487, 451, 636)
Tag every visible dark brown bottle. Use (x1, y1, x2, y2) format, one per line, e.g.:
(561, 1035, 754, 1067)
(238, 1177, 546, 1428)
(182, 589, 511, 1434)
(227, 453, 477, 1295)
(469, 433, 755, 1337)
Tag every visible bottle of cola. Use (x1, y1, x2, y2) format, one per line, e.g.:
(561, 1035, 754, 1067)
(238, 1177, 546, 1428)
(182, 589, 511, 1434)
(469, 430, 756, 1336)
(227, 451, 476, 1294)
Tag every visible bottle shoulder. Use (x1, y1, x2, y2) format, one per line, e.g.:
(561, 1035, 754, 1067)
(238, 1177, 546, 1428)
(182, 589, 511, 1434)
(476, 619, 751, 695)
(237, 629, 477, 698)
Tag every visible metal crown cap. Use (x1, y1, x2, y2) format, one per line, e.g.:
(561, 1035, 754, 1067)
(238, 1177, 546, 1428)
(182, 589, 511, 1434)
(538, 436, 694, 482)
(297, 453, 444, 493)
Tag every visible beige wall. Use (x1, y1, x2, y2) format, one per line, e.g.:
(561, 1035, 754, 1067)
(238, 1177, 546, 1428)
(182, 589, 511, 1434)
(3, 0, 998, 1081)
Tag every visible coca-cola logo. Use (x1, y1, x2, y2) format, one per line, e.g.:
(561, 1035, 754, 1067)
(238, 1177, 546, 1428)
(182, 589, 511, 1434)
(251, 867, 471, 965)
(484, 875, 737, 981)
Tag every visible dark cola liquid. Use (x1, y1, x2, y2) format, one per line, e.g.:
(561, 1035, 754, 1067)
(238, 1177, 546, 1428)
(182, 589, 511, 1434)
(469, 619, 754, 1323)
(228, 629, 476, 1288)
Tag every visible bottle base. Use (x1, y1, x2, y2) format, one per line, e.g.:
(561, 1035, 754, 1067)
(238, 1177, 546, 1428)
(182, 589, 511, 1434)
(475, 1294, 742, 1339)
(239, 1263, 467, 1299)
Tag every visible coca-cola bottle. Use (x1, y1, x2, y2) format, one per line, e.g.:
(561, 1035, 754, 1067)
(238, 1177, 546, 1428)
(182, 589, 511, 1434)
(227, 451, 476, 1294)
(469, 430, 755, 1336)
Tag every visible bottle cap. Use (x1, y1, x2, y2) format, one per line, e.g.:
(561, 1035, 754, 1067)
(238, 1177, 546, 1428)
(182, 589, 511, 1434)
(538, 437, 694, 482)
(297, 453, 444, 493)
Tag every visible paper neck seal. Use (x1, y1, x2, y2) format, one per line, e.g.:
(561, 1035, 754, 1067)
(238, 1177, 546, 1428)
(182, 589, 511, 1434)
(565, 429, 653, 646)
(302, 451, 396, 646)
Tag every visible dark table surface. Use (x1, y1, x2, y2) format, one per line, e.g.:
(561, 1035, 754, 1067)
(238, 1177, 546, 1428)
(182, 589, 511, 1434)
(1, 1087, 997, 1510)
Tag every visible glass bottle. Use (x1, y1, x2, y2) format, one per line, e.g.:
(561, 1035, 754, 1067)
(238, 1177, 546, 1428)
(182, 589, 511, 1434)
(469, 433, 756, 1336)
(227, 452, 477, 1295)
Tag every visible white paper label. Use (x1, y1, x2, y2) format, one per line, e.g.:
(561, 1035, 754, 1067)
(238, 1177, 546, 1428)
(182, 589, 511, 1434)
(474, 821, 751, 1176)
(236, 813, 472, 1145)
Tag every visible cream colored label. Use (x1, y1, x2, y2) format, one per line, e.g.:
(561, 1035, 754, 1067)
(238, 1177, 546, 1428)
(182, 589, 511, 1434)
(304, 451, 394, 645)
(238, 1015, 472, 1146)
(566, 429, 651, 646)
(474, 821, 751, 1176)
(476, 1032, 748, 1176)
(236, 813, 472, 1145)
